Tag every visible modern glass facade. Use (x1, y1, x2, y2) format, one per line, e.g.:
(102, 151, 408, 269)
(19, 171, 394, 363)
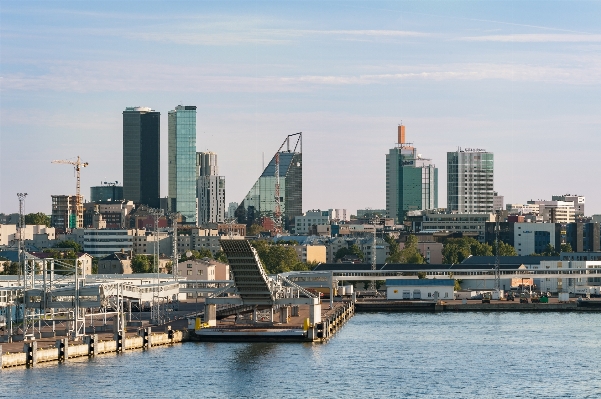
(386, 129, 438, 223)
(90, 185, 124, 202)
(447, 150, 494, 213)
(168, 105, 197, 224)
(122, 107, 160, 208)
(237, 151, 302, 231)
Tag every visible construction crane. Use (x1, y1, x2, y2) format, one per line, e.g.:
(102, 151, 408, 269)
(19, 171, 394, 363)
(52, 156, 89, 197)
(52, 156, 89, 228)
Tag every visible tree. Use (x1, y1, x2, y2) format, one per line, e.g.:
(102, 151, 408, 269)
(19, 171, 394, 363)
(1, 261, 21, 275)
(131, 255, 154, 273)
(250, 240, 312, 274)
(247, 223, 263, 236)
(387, 235, 425, 264)
(54, 240, 83, 253)
(334, 244, 364, 262)
(560, 243, 573, 253)
(197, 249, 213, 259)
(25, 212, 51, 227)
(442, 237, 493, 264)
(493, 241, 518, 256)
(214, 251, 229, 264)
(417, 272, 427, 279)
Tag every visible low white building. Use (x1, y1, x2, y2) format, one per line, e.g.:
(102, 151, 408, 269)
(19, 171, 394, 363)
(386, 279, 455, 300)
(295, 210, 331, 235)
(532, 260, 601, 294)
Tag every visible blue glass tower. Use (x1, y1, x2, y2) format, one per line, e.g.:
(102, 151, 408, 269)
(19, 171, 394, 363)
(168, 105, 197, 224)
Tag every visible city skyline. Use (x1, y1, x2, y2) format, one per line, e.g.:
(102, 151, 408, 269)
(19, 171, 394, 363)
(1, 2, 600, 215)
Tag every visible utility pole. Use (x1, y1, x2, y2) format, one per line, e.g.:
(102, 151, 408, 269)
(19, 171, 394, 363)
(168, 212, 180, 280)
(149, 208, 164, 325)
(17, 193, 27, 289)
(495, 210, 501, 294)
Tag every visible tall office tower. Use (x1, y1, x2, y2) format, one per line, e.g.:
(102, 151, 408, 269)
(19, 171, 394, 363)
(197, 151, 225, 226)
(236, 133, 302, 231)
(123, 107, 160, 208)
(168, 105, 197, 224)
(386, 125, 438, 223)
(447, 148, 494, 213)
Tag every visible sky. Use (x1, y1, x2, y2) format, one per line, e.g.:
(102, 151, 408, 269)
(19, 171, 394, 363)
(1, 1, 600, 217)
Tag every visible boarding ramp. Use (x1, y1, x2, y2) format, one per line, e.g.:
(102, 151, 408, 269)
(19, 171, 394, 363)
(219, 239, 275, 306)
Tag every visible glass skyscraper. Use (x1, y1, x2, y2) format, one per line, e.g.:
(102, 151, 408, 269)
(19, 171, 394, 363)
(447, 149, 494, 213)
(236, 134, 302, 231)
(122, 107, 160, 208)
(386, 125, 438, 223)
(168, 105, 197, 224)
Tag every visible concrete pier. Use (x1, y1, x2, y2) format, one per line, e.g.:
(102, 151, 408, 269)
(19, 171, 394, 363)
(2, 326, 183, 369)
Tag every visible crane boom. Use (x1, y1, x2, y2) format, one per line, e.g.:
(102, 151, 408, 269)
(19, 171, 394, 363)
(51, 156, 89, 197)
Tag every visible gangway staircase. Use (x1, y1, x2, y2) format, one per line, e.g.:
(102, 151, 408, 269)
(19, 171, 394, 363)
(198, 238, 322, 329)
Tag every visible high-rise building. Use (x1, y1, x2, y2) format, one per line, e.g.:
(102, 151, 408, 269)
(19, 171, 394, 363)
(447, 148, 494, 213)
(90, 183, 124, 202)
(236, 133, 302, 231)
(51, 195, 83, 231)
(197, 151, 225, 226)
(386, 125, 438, 223)
(122, 107, 160, 208)
(168, 105, 197, 224)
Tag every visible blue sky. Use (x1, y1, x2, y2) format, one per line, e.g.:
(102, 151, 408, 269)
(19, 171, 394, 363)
(1, 1, 600, 216)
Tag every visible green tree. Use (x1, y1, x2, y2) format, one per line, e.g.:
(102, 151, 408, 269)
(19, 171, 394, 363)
(417, 271, 427, 279)
(214, 250, 229, 264)
(493, 241, 518, 256)
(247, 223, 263, 236)
(250, 240, 311, 274)
(560, 243, 573, 253)
(197, 249, 213, 259)
(131, 255, 155, 273)
(25, 212, 51, 227)
(442, 237, 493, 264)
(91, 257, 98, 274)
(54, 240, 83, 253)
(334, 244, 364, 262)
(1, 261, 21, 275)
(387, 235, 425, 264)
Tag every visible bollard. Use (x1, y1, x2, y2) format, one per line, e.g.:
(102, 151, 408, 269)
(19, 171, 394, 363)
(24, 341, 38, 367)
(56, 338, 68, 362)
(139, 327, 151, 348)
(166, 325, 174, 343)
(85, 335, 98, 356)
(114, 333, 123, 353)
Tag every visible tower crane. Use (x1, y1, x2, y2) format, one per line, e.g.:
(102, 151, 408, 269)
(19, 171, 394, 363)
(51, 156, 89, 228)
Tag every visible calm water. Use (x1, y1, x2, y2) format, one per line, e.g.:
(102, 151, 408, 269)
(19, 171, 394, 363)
(2, 312, 600, 398)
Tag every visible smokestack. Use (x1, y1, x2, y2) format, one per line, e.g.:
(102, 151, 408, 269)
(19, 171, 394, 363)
(398, 125, 405, 145)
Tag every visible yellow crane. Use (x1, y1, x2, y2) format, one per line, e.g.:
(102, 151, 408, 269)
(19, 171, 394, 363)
(51, 156, 89, 197)
(51, 156, 89, 228)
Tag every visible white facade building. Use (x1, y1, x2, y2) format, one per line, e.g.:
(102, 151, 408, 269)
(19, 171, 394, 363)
(82, 229, 134, 258)
(295, 210, 331, 235)
(513, 223, 560, 256)
(531, 200, 575, 223)
(197, 151, 226, 226)
(447, 149, 494, 214)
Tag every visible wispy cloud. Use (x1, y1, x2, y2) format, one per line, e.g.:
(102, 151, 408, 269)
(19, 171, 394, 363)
(459, 34, 601, 43)
(3, 58, 601, 94)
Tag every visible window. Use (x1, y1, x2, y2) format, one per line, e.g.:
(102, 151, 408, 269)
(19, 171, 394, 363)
(187, 270, 192, 276)
(198, 270, 203, 275)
